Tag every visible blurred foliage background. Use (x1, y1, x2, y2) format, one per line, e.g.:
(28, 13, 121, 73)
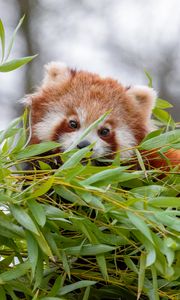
(0, 0, 180, 129)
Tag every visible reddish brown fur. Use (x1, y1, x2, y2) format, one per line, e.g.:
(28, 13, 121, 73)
(28, 70, 151, 145)
(144, 149, 180, 170)
(24, 62, 180, 168)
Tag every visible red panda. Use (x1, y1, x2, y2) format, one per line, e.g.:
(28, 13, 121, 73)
(23, 62, 180, 169)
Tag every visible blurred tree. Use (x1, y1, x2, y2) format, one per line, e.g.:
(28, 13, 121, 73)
(16, 0, 38, 93)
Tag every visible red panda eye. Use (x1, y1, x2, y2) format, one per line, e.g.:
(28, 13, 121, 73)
(99, 128, 110, 137)
(69, 120, 78, 129)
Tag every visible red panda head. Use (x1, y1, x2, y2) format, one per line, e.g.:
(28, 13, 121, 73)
(23, 62, 157, 158)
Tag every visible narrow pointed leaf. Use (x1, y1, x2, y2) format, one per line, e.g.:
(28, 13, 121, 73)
(6, 15, 25, 60)
(11, 205, 39, 235)
(0, 19, 5, 62)
(0, 55, 38, 72)
(57, 280, 96, 296)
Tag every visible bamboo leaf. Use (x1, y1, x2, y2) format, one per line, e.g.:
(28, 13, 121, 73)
(15, 141, 60, 159)
(150, 266, 159, 300)
(140, 129, 180, 150)
(54, 185, 86, 206)
(156, 98, 173, 109)
(83, 286, 91, 300)
(10, 204, 39, 235)
(137, 253, 146, 299)
(0, 19, 5, 62)
(153, 107, 175, 126)
(0, 55, 37, 72)
(127, 211, 154, 245)
(149, 197, 180, 208)
(65, 244, 115, 256)
(48, 275, 63, 297)
(35, 230, 54, 259)
(81, 166, 128, 185)
(5, 15, 25, 60)
(0, 261, 30, 284)
(96, 254, 108, 280)
(57, 146, 91, 173)
(26, 177, 54, 200)
(26, 230, 39, 279)
(57, 280, 96, 296)
(144, 70, 153, 87)
(28, 199, 46, 227)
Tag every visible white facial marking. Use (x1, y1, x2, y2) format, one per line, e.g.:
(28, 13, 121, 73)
(75, 107, 87, 124)
(34, 109, 64, 140)
(115, 126, 137, 158)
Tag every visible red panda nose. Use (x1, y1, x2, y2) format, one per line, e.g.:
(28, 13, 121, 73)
(77, 140, 91, 149)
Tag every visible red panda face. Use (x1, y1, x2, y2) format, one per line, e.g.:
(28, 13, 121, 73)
(23, 62, 157, 159)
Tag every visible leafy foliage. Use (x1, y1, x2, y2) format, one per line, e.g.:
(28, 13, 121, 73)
(0, 107, 179, 300)
(0, 16, 37, 72)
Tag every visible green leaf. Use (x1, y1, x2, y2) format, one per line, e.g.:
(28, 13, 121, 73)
(96, 254, 108, 280)
(124, 257, 138, 274)
(48, 275, 63, 297)
(35, 230, 54, 259)
(57, 146, 91, 172)
(28, 199, 46, 227)
(39, 161, 52, 170)
(0, 191, 12, 204)
(133, 231, 156, 267)
(81, 166, 128, 185)
(154, 212, 180, 231)
(144, 70, 153, 87)
(137, 253, 146, 300)
(149, 197, 180, 207)
(0, 55, 38, 72)
(11, 204, 39, 235)
(153, 107, 175, 126)
(156, 98, 173, 109)
(127, 211, 154, 244)
(83, 286, 91, 300)
(140, 129, 180, 150)
(0, 117, 22, 143)
(61, 250, 71, 279)
(65, 244, 115, 256)
(43, 204, 69, 219)
(141, 129, 163, 143)
(135, 149, 146, 172)
(6, 15, 25, 60)
(11, 128, 27, 153)
(0, 261, 30, 284)
(33, 251, 43, 290)
(26, 177, 54, 200)
(150, 266, 159, 300)
(15, 141, 60, 159)
(0, 286, 6, 300)
(54, 185, 86, 206)
(131, 185, 166, 198)
(26, 230, 39, 279)
(57, 280, 96, 296)
(0, 19, 5, 62)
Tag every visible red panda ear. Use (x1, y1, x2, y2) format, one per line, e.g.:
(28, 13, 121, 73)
(126, 85, 157, 118)
(20, 62, 72, 106)
(43, 61, 71, 86)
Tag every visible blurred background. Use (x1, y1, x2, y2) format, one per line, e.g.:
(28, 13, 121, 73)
(0, 0, 180, 130)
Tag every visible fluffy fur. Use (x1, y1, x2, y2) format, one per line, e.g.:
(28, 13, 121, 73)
(23, 62, 180, 167)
